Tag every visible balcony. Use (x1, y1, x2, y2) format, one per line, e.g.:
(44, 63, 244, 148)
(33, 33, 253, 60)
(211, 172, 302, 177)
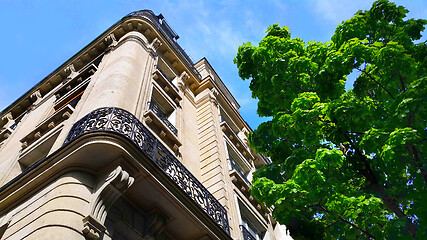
(220, 121, 253, 161)
(240, 225, 257, 240)
(230, 159, 251, 186)
(20, 104, 74, 151)
(63, 107, 230, 235)
(148, 102, 177, 136)
(152, 67, 181, 105)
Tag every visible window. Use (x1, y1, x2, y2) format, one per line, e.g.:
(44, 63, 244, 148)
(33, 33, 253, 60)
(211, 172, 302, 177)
(143, 85, 181, 152)
(152, 59, 181, 105)
(19, 128, 62, 168)
(54, 90, 84, 113)
(148, 85, 177, 134)
(105, 197, 171, 240)
(156, 57, 178, 89)
(229, 154, 251, 185)
(240, 213, 265, 240)
(227, 145, 252, 185)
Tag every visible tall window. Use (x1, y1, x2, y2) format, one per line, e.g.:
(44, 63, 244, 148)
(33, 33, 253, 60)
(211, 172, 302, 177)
(228, 146, 251, 185)
(241, 215, 264, 240)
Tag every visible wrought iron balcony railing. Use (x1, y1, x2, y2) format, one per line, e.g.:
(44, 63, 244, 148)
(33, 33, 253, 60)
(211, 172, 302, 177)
(63, 107, 229, 235)
(229, 159, 251, 186)
(149, 102, 178, 136)
(240, 225, 257, 240)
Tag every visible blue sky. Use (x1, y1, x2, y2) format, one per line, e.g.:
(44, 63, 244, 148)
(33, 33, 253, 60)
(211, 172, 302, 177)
(0, 0, 425, 129)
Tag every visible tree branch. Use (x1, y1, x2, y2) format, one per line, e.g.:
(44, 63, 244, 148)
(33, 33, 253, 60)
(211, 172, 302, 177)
(355, 67, 395, 100)
(339, 130, 417, 238)
(319, 205, 376, 239)
(405, 110, 426, 183)
(406, 143, 427, 183)
(399, 74, 406, 92)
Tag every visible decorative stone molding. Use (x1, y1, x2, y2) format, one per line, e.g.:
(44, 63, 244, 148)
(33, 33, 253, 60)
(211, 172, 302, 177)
(142, 211, 169, 239)
(30, 90, 42, 106)
(147, 37, 162, 57)
(82, 215, 106, 240)
(0, 113, 15, 142)
(104, 33, 118, 52)
(177, 81, 186, 92)
(19, 105, 73, 150)
(180, 71, 190, 84)
(82, 166, 134, 239)
(209, 89, 218, 106)
(150, 38, 162, 51)
(1, 113, 13, 129)
(64, 64, 78, 81)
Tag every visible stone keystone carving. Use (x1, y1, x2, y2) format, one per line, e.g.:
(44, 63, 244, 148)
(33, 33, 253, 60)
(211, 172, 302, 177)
(82, 166, 134, 239)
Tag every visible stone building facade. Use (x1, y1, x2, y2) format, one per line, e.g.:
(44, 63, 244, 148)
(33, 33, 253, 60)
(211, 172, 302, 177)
(0, 10, 290, 240)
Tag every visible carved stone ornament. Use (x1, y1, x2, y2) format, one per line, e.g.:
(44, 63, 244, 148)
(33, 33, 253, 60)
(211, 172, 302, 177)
(147, 37, 162, 57)
(104, 33, 118, 52)
(1, 113, 13, 130)
(151, 38, 162, 51)
(82, 166, 134, 239)
(64, 64, 78, 80)
(142, 211, 169, 239)
(180, 71, 190, 83)
(30, 90, 42, 105)
(177, 81, 186, 92)
(209, 90, 218, 106)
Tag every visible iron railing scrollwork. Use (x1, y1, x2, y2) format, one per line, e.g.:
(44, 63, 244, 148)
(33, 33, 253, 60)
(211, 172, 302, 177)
(148, 102, 178, 135)
(63, 107, 229, 235)
(229, 158, 251, 186)
(240, 225, 257, 240)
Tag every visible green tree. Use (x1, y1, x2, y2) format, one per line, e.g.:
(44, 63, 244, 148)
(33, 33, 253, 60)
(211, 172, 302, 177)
(234, 1, 426, 239)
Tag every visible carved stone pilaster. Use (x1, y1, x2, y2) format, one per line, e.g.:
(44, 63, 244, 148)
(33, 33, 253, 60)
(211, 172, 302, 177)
(82, 166, 134, 239)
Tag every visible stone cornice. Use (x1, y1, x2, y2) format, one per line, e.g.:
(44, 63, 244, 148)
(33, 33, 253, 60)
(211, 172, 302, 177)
(0, 10, 202, 128)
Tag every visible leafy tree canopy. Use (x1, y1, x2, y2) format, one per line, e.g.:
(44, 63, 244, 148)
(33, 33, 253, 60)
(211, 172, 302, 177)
(234, 1, 426, 239)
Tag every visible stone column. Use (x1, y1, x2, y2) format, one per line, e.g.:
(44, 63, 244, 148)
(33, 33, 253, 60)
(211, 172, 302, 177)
(78, 31, 154, 118)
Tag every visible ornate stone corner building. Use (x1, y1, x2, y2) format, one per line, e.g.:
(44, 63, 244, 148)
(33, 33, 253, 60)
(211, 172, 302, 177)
(0, 11, 290, 240)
